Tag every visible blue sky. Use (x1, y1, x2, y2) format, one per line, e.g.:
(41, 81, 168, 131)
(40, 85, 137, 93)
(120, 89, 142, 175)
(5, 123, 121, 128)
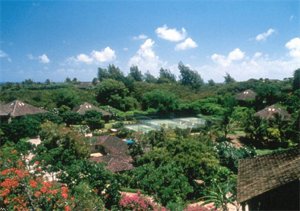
(1, 0, 299, 82)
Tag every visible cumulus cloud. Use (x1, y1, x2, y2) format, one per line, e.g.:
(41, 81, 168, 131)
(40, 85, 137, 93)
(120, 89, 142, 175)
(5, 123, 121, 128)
(285, 37, 300, 60)
(91, 47, 116, 62)
(38, 54, 50, 64)
(211, 48, 245, 66)
(133, 34, 148, 40)
(175, 38, 198, 51)
(28, 53, 50, 64)
(155, 25, 187, 42)
(255, 28, 275, 41)
(128, 38, 164, 74)
(0, 50, 11, 62)
(68, 47, 116, 64)
(76, 54, 93, 64)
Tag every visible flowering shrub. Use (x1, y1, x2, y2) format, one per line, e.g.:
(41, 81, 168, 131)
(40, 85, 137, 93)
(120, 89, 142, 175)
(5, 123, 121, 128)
(119, 192, 167, 211)
(0, 155, 74, 210)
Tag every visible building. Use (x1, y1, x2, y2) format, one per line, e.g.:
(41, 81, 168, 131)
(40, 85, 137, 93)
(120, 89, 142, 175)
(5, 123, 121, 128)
(0, 100, 47, 122)
(255, 104, 291, 120)
(73, 102, 112, 122)
(235, 89, 257, 101)
(237, 149, 300, 211)
(89, 135, 133, 173)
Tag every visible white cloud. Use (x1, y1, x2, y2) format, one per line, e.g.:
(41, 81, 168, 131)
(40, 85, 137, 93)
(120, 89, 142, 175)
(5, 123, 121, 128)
(198, 55, 300, 82)
(38, 54, 50, 64)
(211, 48, 245, 66)
(285, 37, 300, 60)
(27, 53, 49, 64)
(175, 38, 198, 51)
(255, 28, 275, 41)
(228, 48, 245, 61)
(133, 34, 148, 40)
(254, 52, 263, 58)
(128, 38, 164, 74)
(91, 47, 116, 62)
(69, 47, 116, 64)
(76, 54, 93, 64)
(155, 25, 186, 42)
(0, 50, 12, 62)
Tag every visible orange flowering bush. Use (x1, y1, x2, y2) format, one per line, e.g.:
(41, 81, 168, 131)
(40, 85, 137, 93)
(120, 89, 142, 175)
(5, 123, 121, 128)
(0, 151, 74, 210)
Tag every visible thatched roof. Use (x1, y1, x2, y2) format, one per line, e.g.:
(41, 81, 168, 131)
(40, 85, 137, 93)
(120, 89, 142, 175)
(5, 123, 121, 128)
(90, 135, 133, 172)
(255, 104, 291, 120)
(73, 102, 111, 117)
(235, 89, 257, 101)
(91, 136, 129, 154)
(90, 154, 133, 173)
(237, 149, 300, 203)
(0, 100, 47, 117)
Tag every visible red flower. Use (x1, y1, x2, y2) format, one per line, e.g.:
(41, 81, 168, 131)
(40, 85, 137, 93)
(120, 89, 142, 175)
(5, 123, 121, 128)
(0, 188, 10, 197)
(1, 178, 19, 189)
(61, 186, 68, 199)
(65, 205, 71, 211)
(34, 191, 41, 198)
(29, 179, 38, 188)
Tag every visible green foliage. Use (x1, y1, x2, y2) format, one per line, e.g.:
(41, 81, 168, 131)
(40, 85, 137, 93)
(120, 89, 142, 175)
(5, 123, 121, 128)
(179, 62, 204, 90)
(293, 68, 300, 90)
(158, 68, 176, 83)
(61, 111, 83, 126)
(73, 182, 104, 210)
(55, 89, 80, 109)
(138, 135, 220, 181)
(202, 178, 236, 211)
(216, 141, 256, 173)
(130, 162, 193, 206)
(142, 90, 178, 113)
(34, 122, 89, 172)
(144, 71, 157, 83)
(98, 64, 125, 82)
(96, 79, 130, 110)
(129, 66, 143, 81)
(1, 115, 41, 143)
(224, 73, 235, 84)
(83, 110, 104, 130)
(59, 159, 120, 208)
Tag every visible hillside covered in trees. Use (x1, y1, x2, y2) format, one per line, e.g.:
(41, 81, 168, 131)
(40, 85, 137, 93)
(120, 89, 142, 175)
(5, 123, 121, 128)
(0, 64, 299, 210)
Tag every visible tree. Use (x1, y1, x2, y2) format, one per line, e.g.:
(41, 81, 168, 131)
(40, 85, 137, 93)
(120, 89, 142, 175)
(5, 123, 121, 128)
(59, 160, 120, 208)
(144, 71, 157, 83)
(65, 77, 71, 83)
(138, 136, 220, 181)
(179, 62, 204, 90)
(45, 79, 51, 85)
(158, 68, 176, 83)
(1, 115, 41, 143)
(96, 79, 129, 110)
(107, 64, 125, 82)
(129, 65, 143, 81)
(61, 111, 83, 126)
(202, 179, 236, 211)
(92, 77, 99, 85)
(130, 162, 193, 206)
(0, 144, 75, 210)
(98, 67, 109, 81)
(293, 68, 300, 90)
(224, 73, 235, 84)
(55, 89, 79, 109)
(208, 79, 215, 86)
(34, 122, 89, 172)
(83, 110, 104, 130)
(142, 90, 178, 113)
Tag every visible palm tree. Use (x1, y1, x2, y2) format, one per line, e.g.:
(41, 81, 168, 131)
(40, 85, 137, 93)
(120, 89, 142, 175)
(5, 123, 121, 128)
(202, 180, 236, 211)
